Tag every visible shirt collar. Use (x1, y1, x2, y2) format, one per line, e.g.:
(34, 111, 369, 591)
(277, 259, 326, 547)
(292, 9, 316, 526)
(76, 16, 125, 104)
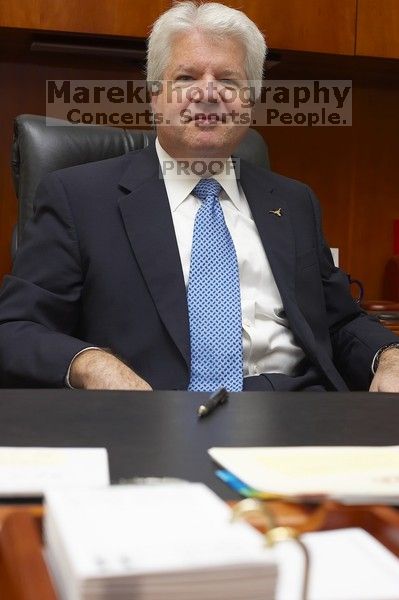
(155, 137, 243, 212)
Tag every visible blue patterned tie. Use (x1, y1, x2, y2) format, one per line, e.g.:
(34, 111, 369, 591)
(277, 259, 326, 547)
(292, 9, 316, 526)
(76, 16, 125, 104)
(187, 178, 243, 392)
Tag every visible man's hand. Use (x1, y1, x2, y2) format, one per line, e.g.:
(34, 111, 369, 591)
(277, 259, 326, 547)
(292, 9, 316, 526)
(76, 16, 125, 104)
(369, 347, 399, 392)
(69, 349, 152, 390)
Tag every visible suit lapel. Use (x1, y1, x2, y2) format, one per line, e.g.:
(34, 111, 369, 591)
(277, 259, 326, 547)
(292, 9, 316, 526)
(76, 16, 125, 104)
(239, 159, 296, 307)
(118, 145, 190, 367)
(239, 160, 346, 390)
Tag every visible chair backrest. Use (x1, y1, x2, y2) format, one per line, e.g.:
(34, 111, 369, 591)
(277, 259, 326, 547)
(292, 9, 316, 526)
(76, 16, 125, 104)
(11, 114, 270, 257)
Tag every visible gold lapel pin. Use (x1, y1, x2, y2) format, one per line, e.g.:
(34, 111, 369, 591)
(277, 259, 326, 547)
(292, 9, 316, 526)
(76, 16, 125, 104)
(269, 208, 282, 217)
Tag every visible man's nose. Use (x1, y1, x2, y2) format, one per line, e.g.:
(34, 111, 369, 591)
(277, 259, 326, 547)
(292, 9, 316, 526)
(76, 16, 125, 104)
(190, 78, 221, 103)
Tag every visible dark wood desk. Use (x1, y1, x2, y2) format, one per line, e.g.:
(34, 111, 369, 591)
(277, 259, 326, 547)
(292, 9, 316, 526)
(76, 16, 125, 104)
(0, 389, 399, 499)
(1, 390, 399, 600)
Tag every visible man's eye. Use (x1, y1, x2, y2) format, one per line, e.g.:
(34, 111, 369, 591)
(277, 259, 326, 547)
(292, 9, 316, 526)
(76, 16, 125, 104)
(220, 79, 239, 88)
(175, 75, 194, 82)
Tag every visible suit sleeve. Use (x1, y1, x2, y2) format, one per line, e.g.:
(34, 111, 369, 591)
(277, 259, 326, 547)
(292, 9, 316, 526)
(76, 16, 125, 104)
(0, 172, 95, 387)
(308, 187, 399, 390)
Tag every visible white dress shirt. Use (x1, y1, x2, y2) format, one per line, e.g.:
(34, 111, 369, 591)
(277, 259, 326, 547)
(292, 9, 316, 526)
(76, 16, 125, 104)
(156, 138, 305, 379)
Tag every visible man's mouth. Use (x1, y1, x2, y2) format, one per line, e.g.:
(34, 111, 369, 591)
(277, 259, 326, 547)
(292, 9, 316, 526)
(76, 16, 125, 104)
(193, 113, 221, 125)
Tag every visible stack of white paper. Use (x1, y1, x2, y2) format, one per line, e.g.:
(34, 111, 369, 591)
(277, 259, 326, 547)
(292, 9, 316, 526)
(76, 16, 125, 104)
(44, 483, 278, 600)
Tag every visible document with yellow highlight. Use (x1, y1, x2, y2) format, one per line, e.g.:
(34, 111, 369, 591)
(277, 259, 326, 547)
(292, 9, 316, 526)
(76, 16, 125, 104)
(209, 446, 399, 503)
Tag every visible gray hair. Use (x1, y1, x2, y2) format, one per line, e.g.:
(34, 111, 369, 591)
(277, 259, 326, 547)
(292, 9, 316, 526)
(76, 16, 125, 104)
(147, 1, 267, 98)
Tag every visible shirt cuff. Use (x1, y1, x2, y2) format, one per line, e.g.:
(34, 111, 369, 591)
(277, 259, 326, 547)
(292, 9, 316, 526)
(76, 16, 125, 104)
(65, 347, 102, 388)
(371, 350, 379, 375)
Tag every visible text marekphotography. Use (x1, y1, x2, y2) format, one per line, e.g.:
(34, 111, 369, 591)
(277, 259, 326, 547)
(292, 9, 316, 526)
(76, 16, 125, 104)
(46, 79, 352, 127)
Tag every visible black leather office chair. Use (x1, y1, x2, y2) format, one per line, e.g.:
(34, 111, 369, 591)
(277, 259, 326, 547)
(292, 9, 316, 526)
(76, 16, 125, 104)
(11, 114, 270, 259)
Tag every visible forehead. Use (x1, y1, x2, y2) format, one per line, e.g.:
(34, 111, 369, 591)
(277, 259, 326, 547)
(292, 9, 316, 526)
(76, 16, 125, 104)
(165, 31, 247, 76)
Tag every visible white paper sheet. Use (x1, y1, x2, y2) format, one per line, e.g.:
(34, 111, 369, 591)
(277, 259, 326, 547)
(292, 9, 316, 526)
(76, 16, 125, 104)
(274, 528, 399, 600)
(0, 447, 109, 497)
(209, 446, 399, 502)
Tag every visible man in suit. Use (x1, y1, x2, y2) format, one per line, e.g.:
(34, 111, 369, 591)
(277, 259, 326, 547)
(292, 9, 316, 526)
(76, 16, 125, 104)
(0, 1, 398, 391)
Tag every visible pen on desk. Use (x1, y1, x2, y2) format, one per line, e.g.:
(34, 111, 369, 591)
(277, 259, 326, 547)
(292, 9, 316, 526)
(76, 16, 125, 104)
(197, 387, 228, 418)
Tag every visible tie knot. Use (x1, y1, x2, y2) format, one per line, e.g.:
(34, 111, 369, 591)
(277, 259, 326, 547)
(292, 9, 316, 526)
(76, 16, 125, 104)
(192, 178, 222, 202)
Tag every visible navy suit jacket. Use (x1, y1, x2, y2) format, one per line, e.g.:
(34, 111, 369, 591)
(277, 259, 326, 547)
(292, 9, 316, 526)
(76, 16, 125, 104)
(0, 143, 397, 389)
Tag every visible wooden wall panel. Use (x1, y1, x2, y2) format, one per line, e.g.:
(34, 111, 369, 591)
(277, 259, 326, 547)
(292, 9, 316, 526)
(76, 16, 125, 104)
(0, 0, 170, 37)
(227, 0, 357, 55)
(1, 0, 357, 55)
(357, 0, 399, 59)
(347, 83, 399, 297)
(0, 0, 41, 29)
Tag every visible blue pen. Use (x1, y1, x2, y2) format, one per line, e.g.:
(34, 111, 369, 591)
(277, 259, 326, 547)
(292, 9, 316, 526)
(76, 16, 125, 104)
(216, 469, 255, 497)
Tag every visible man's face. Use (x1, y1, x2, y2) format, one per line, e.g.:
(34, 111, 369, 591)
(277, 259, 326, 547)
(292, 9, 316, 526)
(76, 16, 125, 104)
(151, 31, 251, 159)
